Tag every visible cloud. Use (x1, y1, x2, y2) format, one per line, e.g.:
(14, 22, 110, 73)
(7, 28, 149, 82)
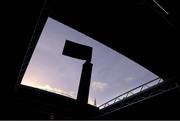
(88, 96, 96, 106)
(124, 77, 135, 82)
(34, 84, 74, 98)
(92, 81, 108, 92)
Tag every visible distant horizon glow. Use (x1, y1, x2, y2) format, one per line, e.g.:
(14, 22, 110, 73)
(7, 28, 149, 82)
(21, 17, 159, 106)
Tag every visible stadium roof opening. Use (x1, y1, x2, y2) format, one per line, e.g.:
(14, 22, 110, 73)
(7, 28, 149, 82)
(21, 17, 159, 106)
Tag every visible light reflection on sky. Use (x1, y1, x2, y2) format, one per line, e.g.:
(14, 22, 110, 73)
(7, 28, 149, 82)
(21, 17, 158, 106)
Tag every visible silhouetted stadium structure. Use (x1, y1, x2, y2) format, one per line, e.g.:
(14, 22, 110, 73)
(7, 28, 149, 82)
(62, 40, 93, 105)
(1, 0, 180, 119)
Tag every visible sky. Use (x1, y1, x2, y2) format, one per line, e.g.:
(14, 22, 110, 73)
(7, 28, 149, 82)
(21, 17, 158, 106)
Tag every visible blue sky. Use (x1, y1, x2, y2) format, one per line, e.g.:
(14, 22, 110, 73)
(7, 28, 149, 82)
(21, 17, 158, 106)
